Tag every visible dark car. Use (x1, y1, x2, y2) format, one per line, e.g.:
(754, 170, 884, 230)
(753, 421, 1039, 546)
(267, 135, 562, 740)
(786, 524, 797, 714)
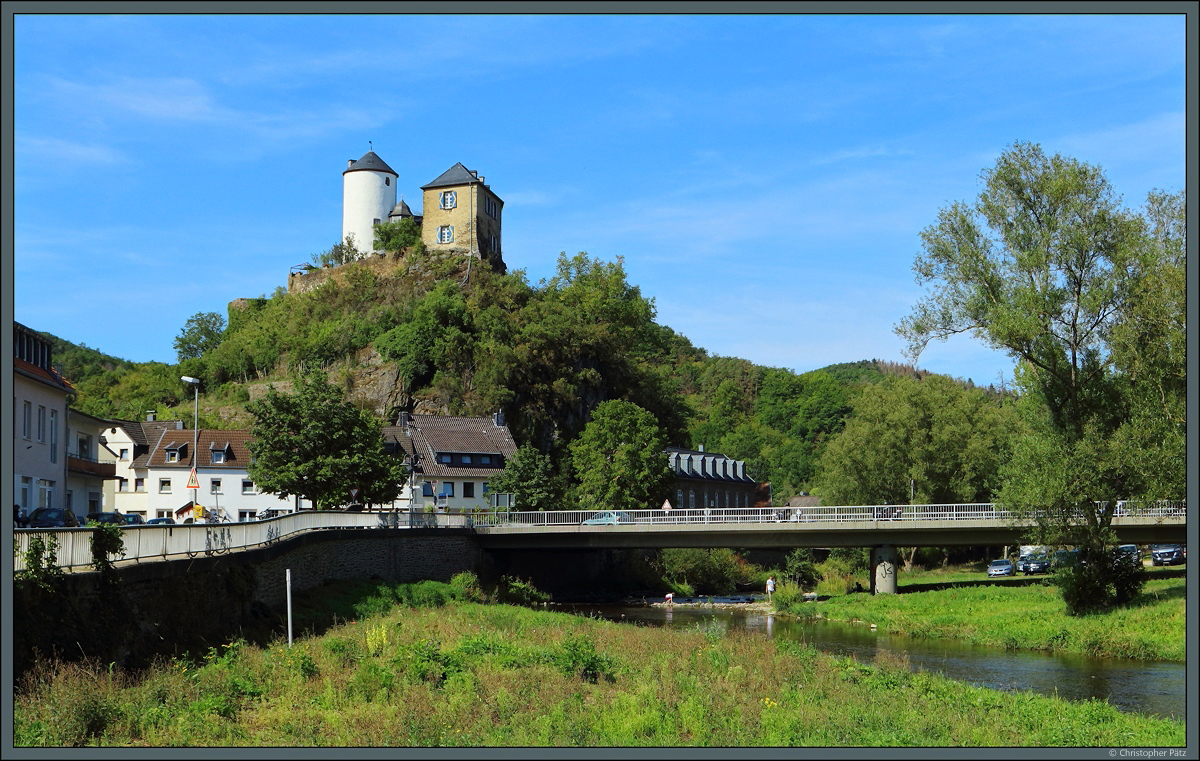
(1151, 544, 1184, 566)
(85, 512, 125, 525)
(1114, 544, 1142, 567)
(25, 507, 81, 528)
(147, 517, 175, 525)
(123, 513, 146, 525)
(1021, 554, 1051, 575)
(1053, 548, 1081, 570)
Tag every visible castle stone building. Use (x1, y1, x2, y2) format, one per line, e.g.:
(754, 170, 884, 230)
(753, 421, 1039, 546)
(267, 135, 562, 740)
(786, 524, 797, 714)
(341, 149, 505, 273)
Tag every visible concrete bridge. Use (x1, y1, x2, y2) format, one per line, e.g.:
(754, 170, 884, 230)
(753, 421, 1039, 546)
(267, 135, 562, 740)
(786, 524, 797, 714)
(15, 502, 1187, 595)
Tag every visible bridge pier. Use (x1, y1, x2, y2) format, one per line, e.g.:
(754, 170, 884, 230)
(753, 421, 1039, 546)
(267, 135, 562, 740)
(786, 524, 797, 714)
(869, 545, 897, 595)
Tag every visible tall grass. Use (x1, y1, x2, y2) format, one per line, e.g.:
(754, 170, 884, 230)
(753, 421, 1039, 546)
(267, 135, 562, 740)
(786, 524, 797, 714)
(13, 576, 1183, 748)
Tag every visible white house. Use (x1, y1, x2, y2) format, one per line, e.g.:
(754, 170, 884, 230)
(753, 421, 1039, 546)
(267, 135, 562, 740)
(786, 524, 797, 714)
(13, 322, 75, 520)
(100, 414, 185, 518)
(382, 412, 517, 513)
(141, 428, 298, 522)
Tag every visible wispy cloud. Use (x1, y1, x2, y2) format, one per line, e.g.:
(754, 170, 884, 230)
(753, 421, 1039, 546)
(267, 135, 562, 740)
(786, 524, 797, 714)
(15, 135, 126, 165)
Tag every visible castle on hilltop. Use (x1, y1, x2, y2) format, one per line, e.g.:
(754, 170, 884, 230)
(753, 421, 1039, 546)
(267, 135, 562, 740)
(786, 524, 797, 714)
(341, 149, 506, 273)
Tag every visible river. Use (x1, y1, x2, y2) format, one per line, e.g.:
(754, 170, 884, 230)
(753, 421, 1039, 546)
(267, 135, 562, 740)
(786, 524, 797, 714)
(554, 598, 1186, 721)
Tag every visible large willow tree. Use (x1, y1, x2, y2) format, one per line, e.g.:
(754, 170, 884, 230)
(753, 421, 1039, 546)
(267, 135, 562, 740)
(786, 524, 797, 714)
(895, 142, 1184, 613)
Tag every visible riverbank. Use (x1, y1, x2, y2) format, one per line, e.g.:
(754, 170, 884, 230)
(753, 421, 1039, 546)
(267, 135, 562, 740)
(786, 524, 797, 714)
(773, 568, 1187, 661)
(13, 583, 1183, 748)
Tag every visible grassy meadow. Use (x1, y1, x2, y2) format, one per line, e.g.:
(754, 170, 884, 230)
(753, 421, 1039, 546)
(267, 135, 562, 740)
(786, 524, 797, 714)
(772, 564, 1187, 661)
(13, 575, 1184, 748)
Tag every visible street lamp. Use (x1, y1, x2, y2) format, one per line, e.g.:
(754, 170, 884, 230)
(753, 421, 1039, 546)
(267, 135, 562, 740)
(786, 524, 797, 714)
(182, 376, 201, 518)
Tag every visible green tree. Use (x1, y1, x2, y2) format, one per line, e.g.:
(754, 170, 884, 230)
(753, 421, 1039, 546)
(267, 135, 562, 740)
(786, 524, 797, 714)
(246, 370, 407, 510)
(895, 142, 1173, 613)
(373, 217, 426, 257)
(173, 311, 226, 361)
(816, 375, 1020, 506)
(569, 400, 673, 512)
(311, 234, 363, 268)
(487, 443, 561, 511)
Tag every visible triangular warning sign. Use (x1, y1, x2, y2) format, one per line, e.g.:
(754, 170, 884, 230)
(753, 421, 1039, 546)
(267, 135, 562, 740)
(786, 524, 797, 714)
(662, 499, 672, 511)
(187, 468, 199, 489)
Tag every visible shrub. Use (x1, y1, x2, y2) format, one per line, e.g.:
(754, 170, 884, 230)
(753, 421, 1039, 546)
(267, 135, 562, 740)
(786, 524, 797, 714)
(556, 633, 616, 684)
(495, 576, 550, 606)
(17, 535, 65, 591)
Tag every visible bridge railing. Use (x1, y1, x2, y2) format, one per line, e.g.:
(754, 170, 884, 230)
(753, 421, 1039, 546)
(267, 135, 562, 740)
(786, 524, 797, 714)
(13, 510, 474, 572)
(14, 501, 1185, 572)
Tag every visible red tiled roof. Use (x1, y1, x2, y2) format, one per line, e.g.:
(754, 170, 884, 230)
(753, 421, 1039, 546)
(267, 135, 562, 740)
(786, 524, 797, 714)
(14, 356, 74, 393)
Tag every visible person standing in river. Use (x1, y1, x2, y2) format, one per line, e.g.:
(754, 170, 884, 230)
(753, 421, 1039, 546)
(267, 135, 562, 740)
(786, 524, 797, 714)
(765, 576, 775, 603)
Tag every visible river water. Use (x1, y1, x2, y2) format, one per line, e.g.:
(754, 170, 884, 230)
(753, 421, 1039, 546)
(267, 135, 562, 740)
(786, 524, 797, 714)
(554, 598, 1186, 721)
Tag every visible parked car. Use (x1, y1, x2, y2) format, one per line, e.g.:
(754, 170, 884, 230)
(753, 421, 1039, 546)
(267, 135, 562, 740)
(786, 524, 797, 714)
(147, 517, 175, 525)
(1020, 554, 1051, 575)
(1053, 548, 1082, 570)
(124, 513, 146, 525)
(987, 558, 1015, 577)
(1114, 544, 1142, 566)
(1151, 544, 1184, 566)
(85, 512, 125, 525)
(25, 507, 81, 528)
(581, 511, 636, 526)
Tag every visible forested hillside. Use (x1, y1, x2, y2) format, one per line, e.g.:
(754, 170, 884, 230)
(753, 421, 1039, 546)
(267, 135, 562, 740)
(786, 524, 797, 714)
(40, 246, 988, 503)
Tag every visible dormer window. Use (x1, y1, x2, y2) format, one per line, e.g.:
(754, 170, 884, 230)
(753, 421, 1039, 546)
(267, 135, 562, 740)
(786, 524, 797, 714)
(461, 455, 472, 464)
(438, 453, 452, 464)
(480, 455, 492, 465)
(211, 450, 226, 464)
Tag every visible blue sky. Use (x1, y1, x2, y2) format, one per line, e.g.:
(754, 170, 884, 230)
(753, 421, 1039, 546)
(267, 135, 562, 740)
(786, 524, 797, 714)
(12, 12, 1187, 389)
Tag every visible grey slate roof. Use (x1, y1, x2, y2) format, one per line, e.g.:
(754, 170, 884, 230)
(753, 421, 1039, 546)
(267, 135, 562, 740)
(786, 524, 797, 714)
(344, 151, 398, 176)
(421, 162, 482, 190)
(388, 199, 415, 217)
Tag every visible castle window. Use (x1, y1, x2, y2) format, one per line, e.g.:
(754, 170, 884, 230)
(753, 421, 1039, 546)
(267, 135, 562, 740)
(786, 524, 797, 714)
(385, 177, 390, 186)
(440, 191, 457, 210)
(437, 226, 454, 244)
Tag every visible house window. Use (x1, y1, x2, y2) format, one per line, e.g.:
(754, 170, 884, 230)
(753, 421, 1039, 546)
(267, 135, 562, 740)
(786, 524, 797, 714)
(37, 406, 46, 442)
(210, 479, 222, 494)
(438, 453, 452, 464)
(437, 226, 454, 243)
(461, 455, 472, 464)
(120, 448, 129, 460)
(50, 411, 58, 463)
(677, 489, 683, 508)
(135, 478, 145, 492)
(157, 510, 170, 519)
(38, 479, 54, 509)
(118, 478, 129, 493)
(22, 401, 32, 439)
(440, 190, 457, 209)
(211, 450, 226, 464)
(439, 482, 455, 497)
(422, 482, 435, 497)
(20, 477, 32, 509)
(482, 482, 489, 495)
(463, 482, 475, 498)
(238, 510, 255, 523)
(480, 455, 492, 465)
(166, 450, 178, 463)
(242, 479, 255, 494)
(159, 479, 171, 493)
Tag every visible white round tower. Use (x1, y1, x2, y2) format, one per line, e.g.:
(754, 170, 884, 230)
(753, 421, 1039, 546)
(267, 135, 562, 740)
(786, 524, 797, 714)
(342, 149, 398, 255)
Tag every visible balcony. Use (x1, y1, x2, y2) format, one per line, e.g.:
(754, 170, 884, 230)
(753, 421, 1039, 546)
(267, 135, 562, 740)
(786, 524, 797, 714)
(67, 454, 117, 479)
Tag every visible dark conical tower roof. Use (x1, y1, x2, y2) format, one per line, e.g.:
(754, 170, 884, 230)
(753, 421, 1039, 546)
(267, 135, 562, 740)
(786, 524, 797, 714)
(344, 151, 398, 176)
(389, 199, 415, 218)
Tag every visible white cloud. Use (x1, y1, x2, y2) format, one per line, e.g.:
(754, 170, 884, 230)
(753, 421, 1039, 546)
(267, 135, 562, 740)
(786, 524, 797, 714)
(15, 135, 126, 165)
